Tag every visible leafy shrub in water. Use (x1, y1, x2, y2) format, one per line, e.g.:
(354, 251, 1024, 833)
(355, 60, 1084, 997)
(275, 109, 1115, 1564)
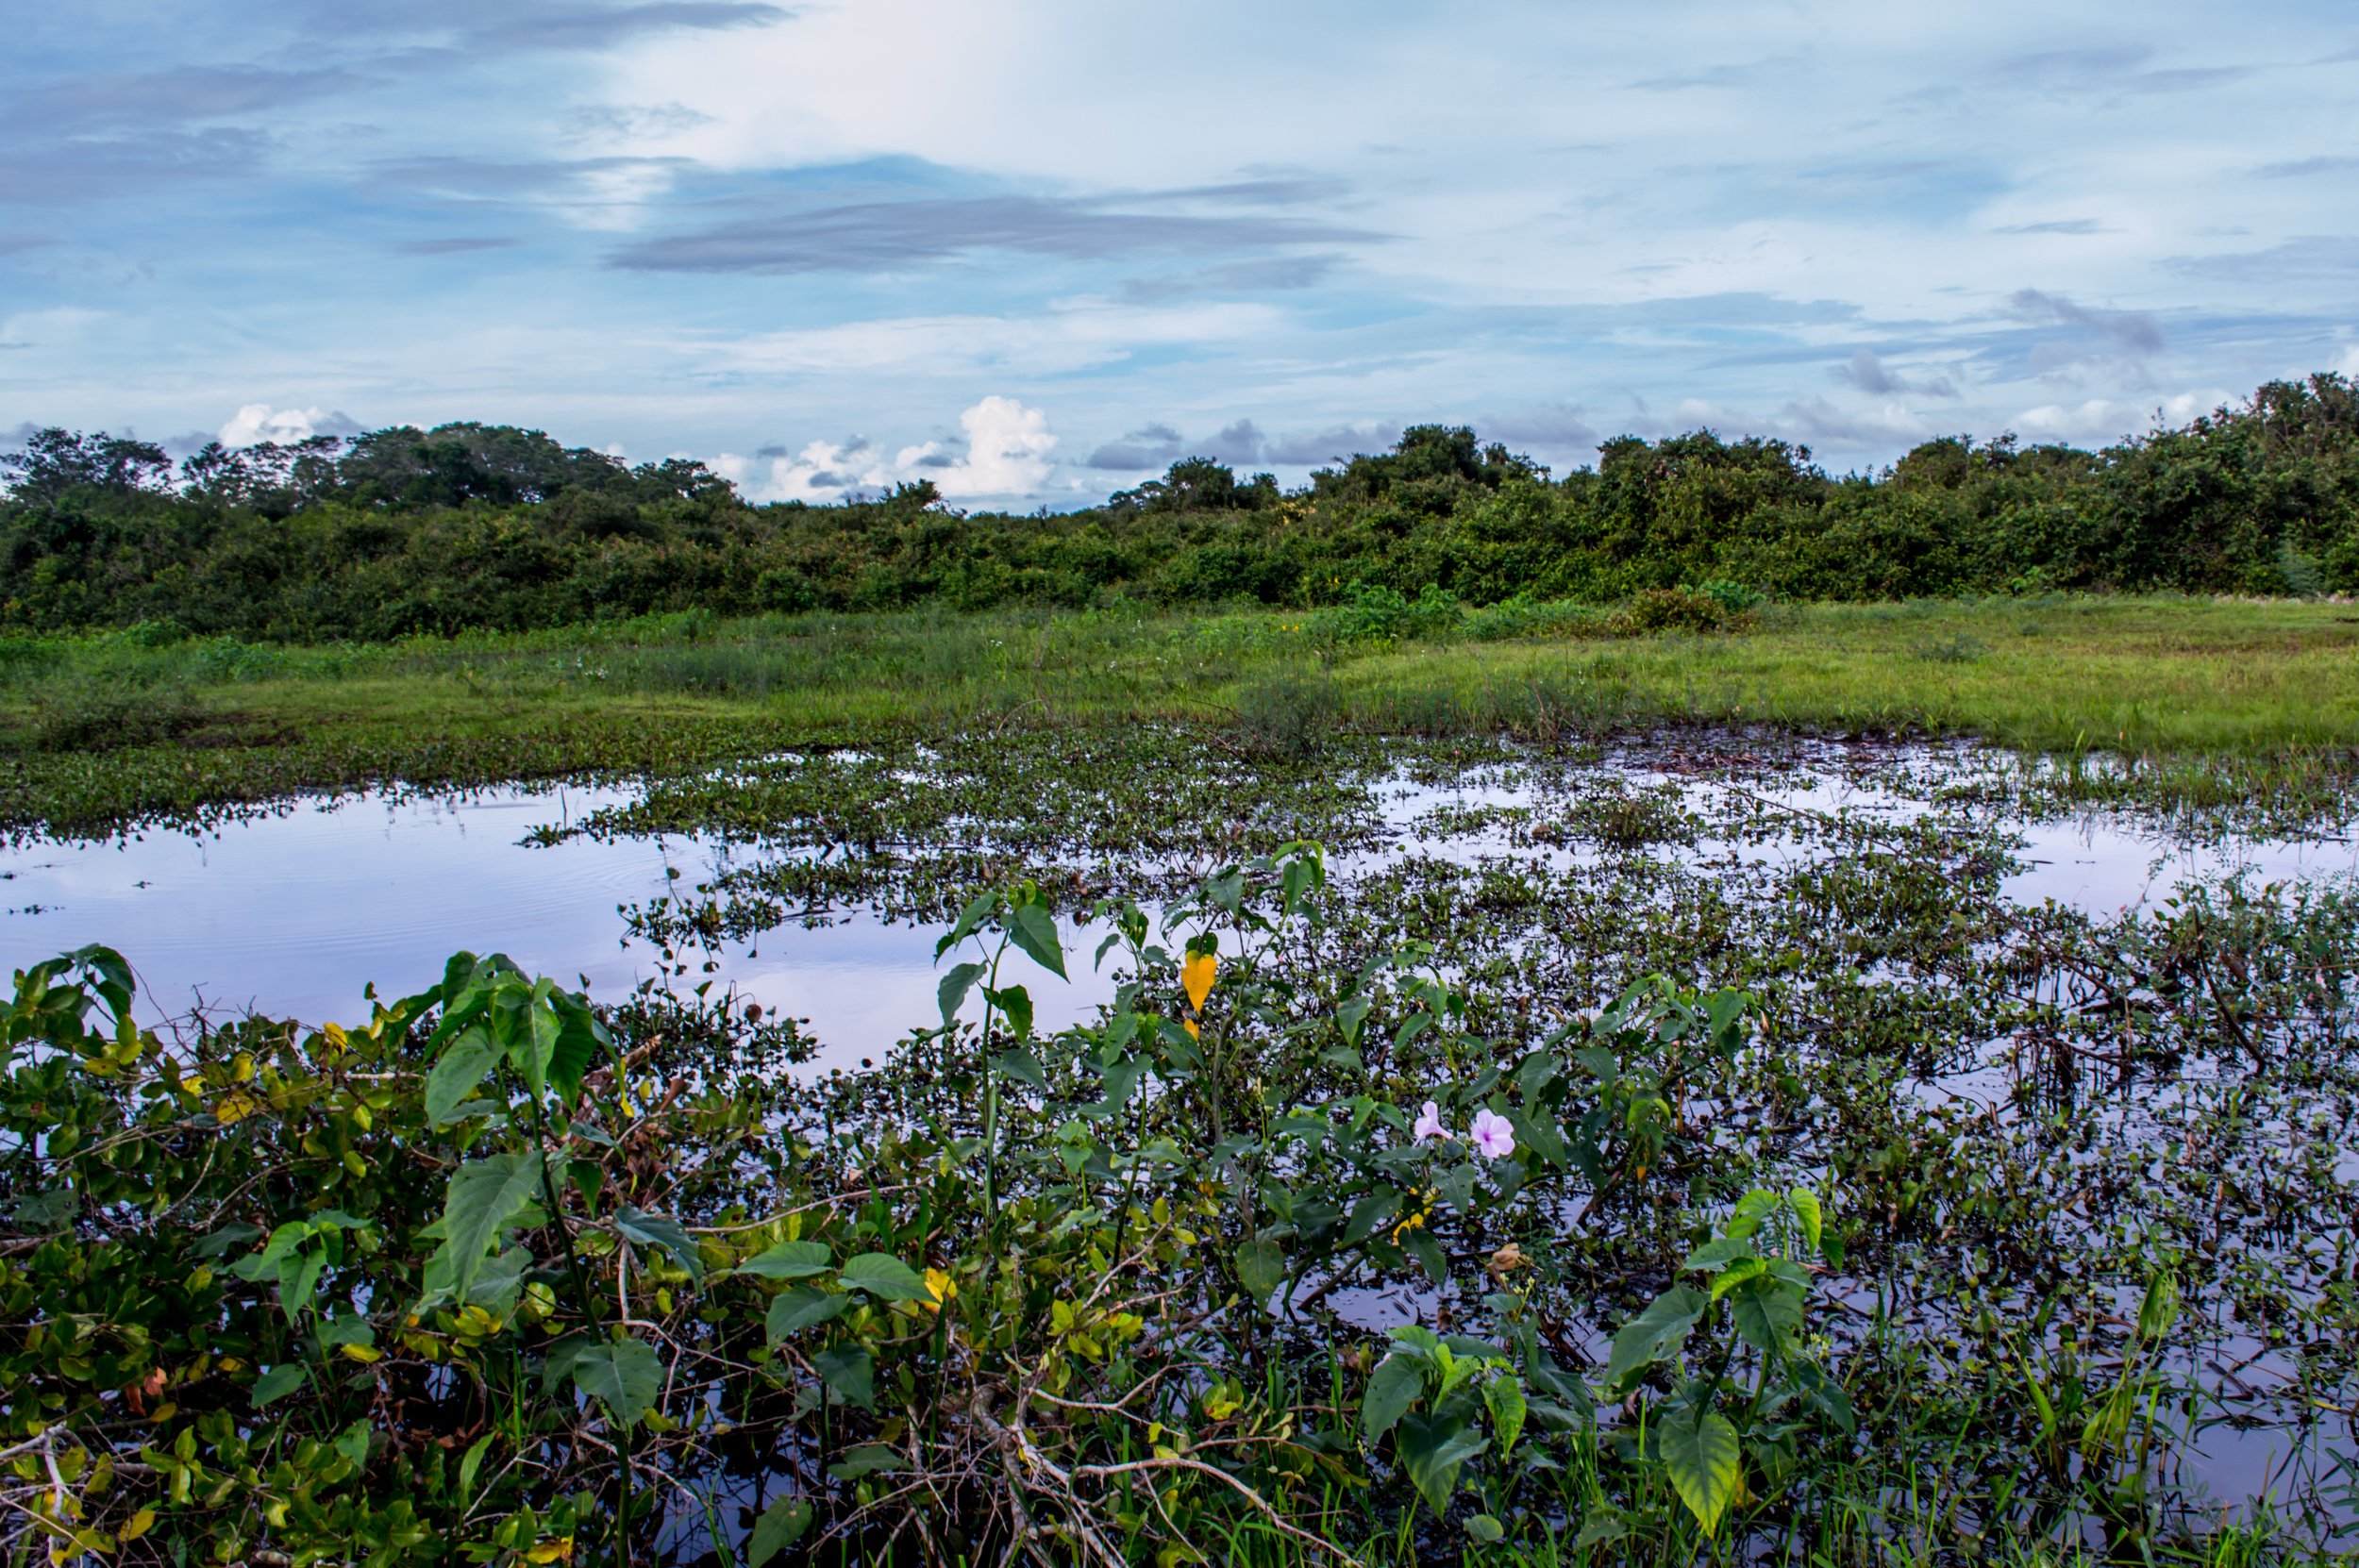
(0, 851, 1921, 1565)
(1229, 675, 1344, 759)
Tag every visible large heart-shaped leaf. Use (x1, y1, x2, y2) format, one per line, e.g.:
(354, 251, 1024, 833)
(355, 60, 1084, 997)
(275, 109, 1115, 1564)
(766, 1287, 852, 1340)
(1603, 1284, 1706, 1393)
(1726, 1276, 1803, 1357)
(1659, 1406, 1741, 1535)
(1004, 903, 1067, 980)
(937, 961, 984, 1029)
(572, 1336, 662, 1429)
(735, 1239, 831, 1279)
(614, 1205, 706, 1281)
(1234, 1238, 1286, 1303)
(1395, 1411, 1489, 1518)
(838, 1252, 929, 1301)
(1361, 1354, 1424, 1444)
(435, 1152, 544, 1306)
(747, 1498, 813, 1567)
(425, 1026, 501, 1125)
(1483, 1376, 1527, 1455)
(812, 1344, 875, 1409)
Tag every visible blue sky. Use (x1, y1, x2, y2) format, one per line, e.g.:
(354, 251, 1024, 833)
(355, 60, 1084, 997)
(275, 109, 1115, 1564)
(4, 0, 2356, 506)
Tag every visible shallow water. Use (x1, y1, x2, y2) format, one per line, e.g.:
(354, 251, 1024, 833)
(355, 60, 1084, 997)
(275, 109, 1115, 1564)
(5, 745, 2356, 1543)
(5, 747, 2353, 1075)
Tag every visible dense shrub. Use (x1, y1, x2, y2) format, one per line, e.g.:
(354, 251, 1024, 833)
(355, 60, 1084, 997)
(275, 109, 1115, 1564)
(5, 375, 2356, 642)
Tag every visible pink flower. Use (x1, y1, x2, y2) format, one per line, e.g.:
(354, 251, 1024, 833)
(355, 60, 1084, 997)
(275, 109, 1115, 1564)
(1412, 1100, 1447, 1143)
(1470, 1108, 1515, 1160)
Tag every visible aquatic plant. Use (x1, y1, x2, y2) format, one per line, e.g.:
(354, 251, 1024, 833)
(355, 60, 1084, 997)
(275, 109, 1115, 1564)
(4, 796, 2353, 1562)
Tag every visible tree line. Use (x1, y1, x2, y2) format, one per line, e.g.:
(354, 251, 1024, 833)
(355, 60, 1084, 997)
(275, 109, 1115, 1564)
(4, 375, 2354, 641)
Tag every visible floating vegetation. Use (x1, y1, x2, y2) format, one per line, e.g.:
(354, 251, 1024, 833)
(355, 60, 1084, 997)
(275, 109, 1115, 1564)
(5, 731, 2353, 1563)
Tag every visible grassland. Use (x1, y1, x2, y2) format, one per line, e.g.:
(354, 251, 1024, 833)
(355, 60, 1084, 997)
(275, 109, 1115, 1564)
(3, 593, 2355, 836)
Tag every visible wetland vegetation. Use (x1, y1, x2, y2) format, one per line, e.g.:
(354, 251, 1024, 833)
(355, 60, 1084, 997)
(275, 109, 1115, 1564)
(2, 392, 2356, 1566)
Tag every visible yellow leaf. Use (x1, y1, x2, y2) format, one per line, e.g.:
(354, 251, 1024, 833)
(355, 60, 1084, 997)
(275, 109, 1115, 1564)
(120, 1510, 155, 1543)
(1181, 950, 1218, 1013)
(320, 1022, 349, 1054)
(337, 1343, 381, 1364)
(1183, 1020, 1199, 1041)
(212, 1090, 262, 1126)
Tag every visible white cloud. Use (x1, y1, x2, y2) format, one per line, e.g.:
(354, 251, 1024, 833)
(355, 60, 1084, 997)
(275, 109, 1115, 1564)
(912, 395, 1058, 498)
(217, 403, 359, 447)
(2011, 388, 2231, 444)
(719, 396, 1058, 502)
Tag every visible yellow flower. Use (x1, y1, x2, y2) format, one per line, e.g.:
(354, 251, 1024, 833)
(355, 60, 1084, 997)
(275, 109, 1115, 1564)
(1182, 949, 1218, 1012)
(924, 1267, 956, 1311)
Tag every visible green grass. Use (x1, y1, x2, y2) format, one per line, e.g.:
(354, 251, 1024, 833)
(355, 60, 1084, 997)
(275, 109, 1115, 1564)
(3, 595, 2354, 836)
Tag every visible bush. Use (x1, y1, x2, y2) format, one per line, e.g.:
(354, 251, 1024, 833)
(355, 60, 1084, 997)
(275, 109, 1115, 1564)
(1612, 586, 1754, 635)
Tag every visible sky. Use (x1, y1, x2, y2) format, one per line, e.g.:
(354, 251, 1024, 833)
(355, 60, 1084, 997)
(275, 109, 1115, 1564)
(3, 1, 2356, 508)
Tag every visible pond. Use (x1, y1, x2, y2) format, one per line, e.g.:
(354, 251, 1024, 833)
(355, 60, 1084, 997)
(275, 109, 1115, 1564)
(5, 733, 2357, 1552)
(5, 741, 2351, 1077)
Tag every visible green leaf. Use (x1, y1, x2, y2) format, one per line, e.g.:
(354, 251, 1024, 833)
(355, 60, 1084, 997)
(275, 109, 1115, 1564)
(1707, 1256, 1767, 1300)
(541, 1335, 592, 1396)
(1395, 1411, 1489, 1518)
(1787, 1187, 1823, 1256)
(984, 984, 1033, 1041)
(572, 1337, 662, 1429)
(458, 1433, 494, 1501)
(545, 994, 608, 1107)
(812, 1344, 875, 1409)
(1464, 1514, 1504, 1544)
(766, 1286, 853, 1340)
(2136, 1271, 2180, 1343)
(1004, 902, 1067, 980)
(426, 1026, 502, 1125)
(747, 1498, 814, 1567)
(1679, 1237, 1757, 1275)
(838, 1252, 929, 1301)
(735, 1240, 832, 1279)
(250, 1362, 308, 1408)
(1234, 1238, 1286, 1302)
(1362, 1355, 1424, 1443)
(1484, 1376, 1528, 1455)
(1570, 1510, 1631, 1551)
(994, 1048, 1048, 1092)
(1727, 1277, 1804, 1356)
(1659, 1406, 1742, 1536)
(613, 1205, 707, 1281)
(826, 1443, 900, 1480)
(1403, 1229, 1447, 1286)
(510, 978, 560, 1101)
(936, 892, 997, 958)
(435, 1152, 544, 1306)
(1603, 1285, 1707, 1393)
(937, 961, 985, 1029)
(1341, 1191, 1401, 1247)
(1335, 994, 1371, 1046)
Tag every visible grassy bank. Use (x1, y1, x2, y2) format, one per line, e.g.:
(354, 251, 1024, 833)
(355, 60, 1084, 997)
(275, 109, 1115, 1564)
(3, 594, 2355, 836)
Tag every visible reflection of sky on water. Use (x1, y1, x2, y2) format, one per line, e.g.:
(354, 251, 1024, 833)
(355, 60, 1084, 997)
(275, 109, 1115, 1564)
(3, 746, 2353, 1076)
(4, 748, 2355, 1537)
(0, 784, 1121, 1073)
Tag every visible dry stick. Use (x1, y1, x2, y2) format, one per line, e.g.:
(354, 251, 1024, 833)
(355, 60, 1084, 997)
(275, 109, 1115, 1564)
(1070, 1455, 1364, 1567)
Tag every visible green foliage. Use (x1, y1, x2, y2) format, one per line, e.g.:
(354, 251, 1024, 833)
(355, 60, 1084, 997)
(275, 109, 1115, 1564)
(5, 735, 2357, 1565)
(7, 375, 2358, 642)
